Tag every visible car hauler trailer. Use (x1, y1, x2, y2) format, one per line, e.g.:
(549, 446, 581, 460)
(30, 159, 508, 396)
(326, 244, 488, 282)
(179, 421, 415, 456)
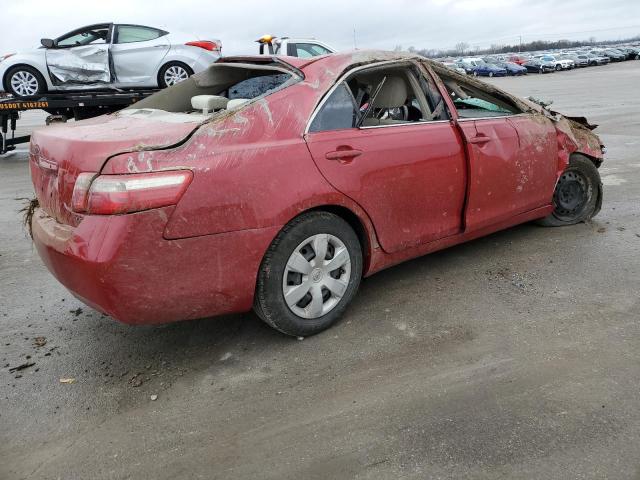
(0, 89, 158, 155)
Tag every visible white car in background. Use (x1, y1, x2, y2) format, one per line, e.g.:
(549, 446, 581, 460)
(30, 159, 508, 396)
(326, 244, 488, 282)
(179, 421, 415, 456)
(535, 54, 575, 71)
(256, 35, 335, 57)
(0, 23, 221, 97)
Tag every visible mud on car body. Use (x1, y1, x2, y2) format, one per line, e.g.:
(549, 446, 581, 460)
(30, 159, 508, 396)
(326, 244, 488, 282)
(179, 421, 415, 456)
(29, 51, 604, 336)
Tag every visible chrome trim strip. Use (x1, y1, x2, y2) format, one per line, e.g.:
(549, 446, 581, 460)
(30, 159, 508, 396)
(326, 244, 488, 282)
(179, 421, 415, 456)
(359, 119, 452, 130)
(457, 114, 522, 122)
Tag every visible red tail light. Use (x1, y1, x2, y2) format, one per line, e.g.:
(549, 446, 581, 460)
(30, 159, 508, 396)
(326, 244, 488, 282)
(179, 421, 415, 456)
(71, 170, 193, 215)
(185, 40, 220, 52)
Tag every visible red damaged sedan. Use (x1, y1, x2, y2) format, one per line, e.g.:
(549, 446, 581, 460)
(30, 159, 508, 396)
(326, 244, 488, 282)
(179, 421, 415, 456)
(29, 51, 604, 336)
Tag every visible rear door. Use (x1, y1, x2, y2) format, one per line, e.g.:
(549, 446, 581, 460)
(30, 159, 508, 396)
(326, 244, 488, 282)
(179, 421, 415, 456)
(304, 62, 467, 254)
(46, 24, 113, 86)
(433, 68, 558, 231)
(110, 25, 170, 86)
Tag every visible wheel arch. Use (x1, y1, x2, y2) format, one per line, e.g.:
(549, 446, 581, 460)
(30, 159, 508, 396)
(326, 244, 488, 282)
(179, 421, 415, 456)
(574, 151, 603, 168)
(569, 152, 604, 218)
(2, 62, 47, 91)
(272, 202, 380, 277)
(156, 60, 194, 88)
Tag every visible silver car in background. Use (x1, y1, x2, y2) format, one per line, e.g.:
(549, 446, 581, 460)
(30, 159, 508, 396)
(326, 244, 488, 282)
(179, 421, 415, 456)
(0, 23, 221, 97)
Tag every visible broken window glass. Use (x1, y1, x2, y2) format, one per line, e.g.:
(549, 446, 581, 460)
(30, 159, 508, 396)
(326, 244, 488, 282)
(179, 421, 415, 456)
(228, 73, 291, 100)
(434, 70, 522, 119)
(129, 63, 299, 114)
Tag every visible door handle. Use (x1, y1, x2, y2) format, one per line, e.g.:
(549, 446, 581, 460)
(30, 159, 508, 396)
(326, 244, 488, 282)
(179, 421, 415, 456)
(325, 149, 363, 161)
(467, 135, 492, 145)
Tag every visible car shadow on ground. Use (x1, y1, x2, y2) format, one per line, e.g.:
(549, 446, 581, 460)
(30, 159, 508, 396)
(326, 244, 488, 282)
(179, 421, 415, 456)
(75, 220, 568, 367)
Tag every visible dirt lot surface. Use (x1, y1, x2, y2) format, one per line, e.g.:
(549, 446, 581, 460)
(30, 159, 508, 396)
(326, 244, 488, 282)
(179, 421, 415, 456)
(1, 61, 639, 480)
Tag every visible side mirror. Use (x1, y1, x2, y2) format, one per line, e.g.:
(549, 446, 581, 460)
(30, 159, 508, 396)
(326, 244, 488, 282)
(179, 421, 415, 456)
(41, 38, 55, 49)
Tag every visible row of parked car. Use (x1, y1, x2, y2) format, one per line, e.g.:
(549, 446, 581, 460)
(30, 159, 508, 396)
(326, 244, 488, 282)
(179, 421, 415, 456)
(441, 44, 640, 77)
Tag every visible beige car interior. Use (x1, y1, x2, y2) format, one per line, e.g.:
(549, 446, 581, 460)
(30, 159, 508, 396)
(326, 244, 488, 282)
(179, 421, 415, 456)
(348, 65, 439, 127)
(121, 63, 299, 122)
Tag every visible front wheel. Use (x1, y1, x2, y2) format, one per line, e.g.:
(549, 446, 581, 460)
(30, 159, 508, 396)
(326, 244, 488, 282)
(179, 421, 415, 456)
(6, 66, 46, 97)
(158, 62, 193, 88)
(254, 212, 363, 337)
(537, 155, 603, 227)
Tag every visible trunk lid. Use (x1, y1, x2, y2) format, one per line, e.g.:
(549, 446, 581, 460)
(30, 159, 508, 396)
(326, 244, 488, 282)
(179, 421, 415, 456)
(30, 113, 199, 226)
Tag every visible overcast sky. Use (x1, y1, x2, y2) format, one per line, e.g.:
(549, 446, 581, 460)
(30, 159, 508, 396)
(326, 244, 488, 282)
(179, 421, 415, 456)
(1, 0, 639, 55)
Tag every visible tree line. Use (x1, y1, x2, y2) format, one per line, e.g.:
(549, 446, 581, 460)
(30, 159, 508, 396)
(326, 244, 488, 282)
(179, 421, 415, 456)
(394, 34, 640, 59)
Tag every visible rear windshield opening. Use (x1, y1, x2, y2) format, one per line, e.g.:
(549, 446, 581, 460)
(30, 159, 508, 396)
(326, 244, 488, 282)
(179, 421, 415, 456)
(127, 62, 299, 116)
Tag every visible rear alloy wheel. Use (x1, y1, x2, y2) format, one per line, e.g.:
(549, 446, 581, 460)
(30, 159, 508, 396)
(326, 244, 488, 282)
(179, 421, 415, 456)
(254, 212, 363, 337)
(158, 62, 193, 88)
(555, 64, 562, 71)
(537, 155, 602, 227)
(6, 66, 46, 97)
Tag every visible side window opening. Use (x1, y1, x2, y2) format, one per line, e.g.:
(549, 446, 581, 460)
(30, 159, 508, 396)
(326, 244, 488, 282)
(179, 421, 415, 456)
(309, 63, 449, 133)
(348, 67, 425, 126)
(56, 26, 110, 47)
(435, 70, 522, 118)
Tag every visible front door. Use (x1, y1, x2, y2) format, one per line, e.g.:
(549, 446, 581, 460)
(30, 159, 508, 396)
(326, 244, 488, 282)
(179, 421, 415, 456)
(457, 115, 558, 231)
(304, 63, 467, 254)
(46, 24, 113, 86)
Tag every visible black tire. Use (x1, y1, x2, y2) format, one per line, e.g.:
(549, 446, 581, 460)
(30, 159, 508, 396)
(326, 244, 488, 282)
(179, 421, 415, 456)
(254, 211, 363, 337)
(157, 61, 194, 88)
(555, 64, 562, 71)
(536, 155, 603, 227)
(5, 65, 46, 97)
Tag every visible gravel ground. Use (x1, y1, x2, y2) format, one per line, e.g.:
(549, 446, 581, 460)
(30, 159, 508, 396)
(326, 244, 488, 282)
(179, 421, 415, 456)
(1, 60, 639, 480)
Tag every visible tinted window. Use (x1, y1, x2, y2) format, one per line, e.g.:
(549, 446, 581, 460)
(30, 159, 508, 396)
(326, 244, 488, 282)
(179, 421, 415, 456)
(293, 43, 332, 58)
(117, 26, 164, 44)
(228, 73, 291, 99)
(57, 25, 110, 47)
(309, 83, 357, 132)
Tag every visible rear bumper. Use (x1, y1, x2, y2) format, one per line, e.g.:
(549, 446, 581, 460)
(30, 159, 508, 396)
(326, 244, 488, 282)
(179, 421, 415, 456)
(32, 207, 280, 325)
